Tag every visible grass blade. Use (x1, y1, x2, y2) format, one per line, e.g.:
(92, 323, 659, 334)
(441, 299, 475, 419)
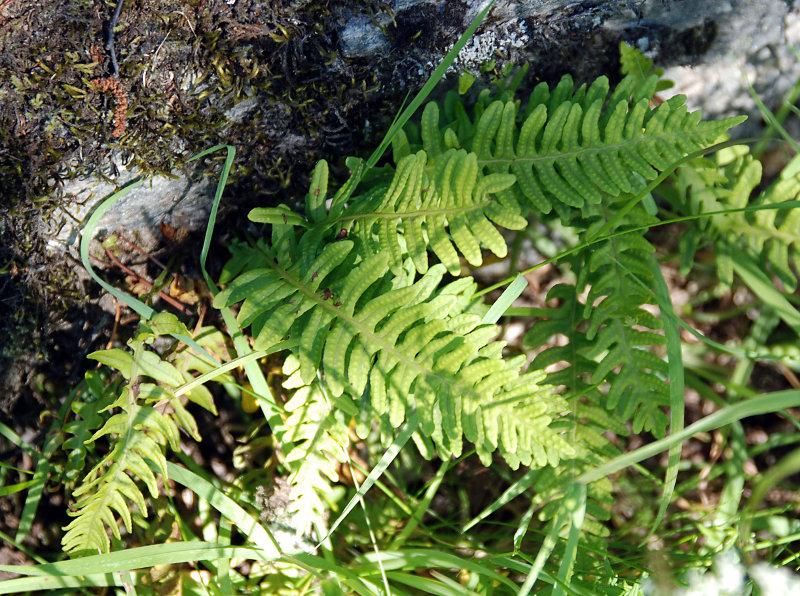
(729, 243, 800, 336)
(646, 259, 685, 535)
(166, 461, 280, 556)
(363, 0, 495, 171)
(552, 484, 586, 596)
(482, 273, 528, 324)
(575, 389, 800, 487)
(319, 411, 418, 546)
(189, 144, 284, 432)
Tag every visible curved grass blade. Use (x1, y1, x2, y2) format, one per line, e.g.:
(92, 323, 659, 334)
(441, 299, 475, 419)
(189, 144, 284, 431)
(166, 461, 280, 556)
(78, 180, 217, 368)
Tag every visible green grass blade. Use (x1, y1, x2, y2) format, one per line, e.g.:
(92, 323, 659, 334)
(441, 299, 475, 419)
(189, 144, 234, 293)
(216, 517, 233, 594)
(742, 66, 800, 157)
(351, 549, 519, 591)
(78, 179, 217, 367)
(740, 445, 800, 552)
(575, 389, 800, 487)
(513, 500, 537, 552)
(482, 274, 528, 325)
(0, 572, 125, 594)
(173, 349, 268, 398)
(0, 422, 35, 456)
(646, 259, 684, 535)
(517, 496, 572, 595)
(0, 480, 36, 498)
(319, 410, 418, 546)
(387, 571, 481, 595)
(189, 144, 284, 432)
(474, 169, 796, 299)
(166, 461, 280, 556)
(0, 542, 267, 577)
(389, 458, 450, 550)
(463, 468, 537, 531)
(279, 552, 377, 594)
(552, 484, 586, 596)
(729, 243, 800, 336)
(363, 0, 495, 171)
(0, 530, 47, 566)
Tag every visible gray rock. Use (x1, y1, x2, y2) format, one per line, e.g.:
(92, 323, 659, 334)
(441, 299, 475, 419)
(338, 0, 799, 136)
(43, 163, 215, 256)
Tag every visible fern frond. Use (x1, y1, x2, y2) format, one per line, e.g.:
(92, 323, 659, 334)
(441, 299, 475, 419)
(278, 355, 350, 536)
(215, 233, 574, 470)
(670, 146, 800, 291)
(62, 402, 175, 553)
(348, 139, 524, 275)
(526, 229, 670, 439)
(62, 313, 220, 554)
(619, 41, 673, 93)
(435, 72, 745, 218)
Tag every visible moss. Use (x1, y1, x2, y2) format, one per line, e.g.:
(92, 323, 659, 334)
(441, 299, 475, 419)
(0, 1, 396, 304)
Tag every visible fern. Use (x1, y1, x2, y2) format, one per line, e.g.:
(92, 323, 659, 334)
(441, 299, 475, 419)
(61, 313, 220, 554)
(667, 146, 800, 291)
(215, 232, 572, 470)
(349, 142, 525, 275)
(619, 40, 674, 92)
(278, 354, 351, 536)
(215, 61, 746, 511)
(445, 72, 743, 220)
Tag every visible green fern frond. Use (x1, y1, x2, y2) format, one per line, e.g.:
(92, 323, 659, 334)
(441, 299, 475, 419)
(526, 238, 670, 439)
(278, 355, 350, 536)
(215, 231, 573, 469)
(338, 72, 743, 279)
(62, 402, 176, 553)
(348, 139, 524, 274)
(62, 313, 220, 554)
(436, 72, 745, 218)
(619, 41, 673, 93)
(670, 146, 800, 291)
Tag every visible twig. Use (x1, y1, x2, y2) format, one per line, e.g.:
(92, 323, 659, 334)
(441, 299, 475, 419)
(105, 0, 124, 76)
(105, 296, 122, 350)
(118, 235, 168, 270)
(97, 249, 192, 315)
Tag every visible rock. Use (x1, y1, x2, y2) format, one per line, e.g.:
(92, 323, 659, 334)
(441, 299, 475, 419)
(42, 162, 215, 256)
(337, 0, 799, 135)
(30, 0, 800, 262)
